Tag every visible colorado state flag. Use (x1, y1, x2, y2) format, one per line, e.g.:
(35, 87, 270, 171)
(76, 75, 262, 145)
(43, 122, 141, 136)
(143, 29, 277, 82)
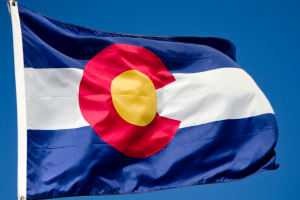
(9, 2, 278, 200)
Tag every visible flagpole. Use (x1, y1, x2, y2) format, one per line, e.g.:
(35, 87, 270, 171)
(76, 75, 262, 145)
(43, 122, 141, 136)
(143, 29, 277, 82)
(7, 1, 27, 200)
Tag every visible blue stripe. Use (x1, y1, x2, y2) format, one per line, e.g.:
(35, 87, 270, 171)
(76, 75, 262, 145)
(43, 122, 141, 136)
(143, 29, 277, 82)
(27, 114, 278, 199)
(19, 6, 239, 73)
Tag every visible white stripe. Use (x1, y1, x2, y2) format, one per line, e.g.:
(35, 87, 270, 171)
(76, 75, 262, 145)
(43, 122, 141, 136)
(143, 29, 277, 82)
(25, 68, 89, 130)
(10, 2, 27, 200)
(25, 67, 274, 131)
(157, 68, 274, 128)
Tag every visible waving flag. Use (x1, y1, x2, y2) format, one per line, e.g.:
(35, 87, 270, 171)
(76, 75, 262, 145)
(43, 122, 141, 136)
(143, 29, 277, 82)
(8, 2, 278, 200)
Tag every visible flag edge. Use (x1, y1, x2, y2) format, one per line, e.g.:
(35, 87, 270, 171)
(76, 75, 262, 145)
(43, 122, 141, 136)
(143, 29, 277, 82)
(11, 1, 28, 200)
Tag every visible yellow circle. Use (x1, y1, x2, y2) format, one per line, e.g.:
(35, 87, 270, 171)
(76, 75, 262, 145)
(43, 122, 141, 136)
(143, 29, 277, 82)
(111, 70, 157, 126)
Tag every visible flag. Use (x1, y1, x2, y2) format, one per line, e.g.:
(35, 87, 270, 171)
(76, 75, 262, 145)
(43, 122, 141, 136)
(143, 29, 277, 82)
(9, 2, 278, 200)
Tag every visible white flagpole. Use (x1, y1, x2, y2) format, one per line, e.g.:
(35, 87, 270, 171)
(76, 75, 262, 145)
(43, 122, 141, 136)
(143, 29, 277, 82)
(8, 1, 27, 200)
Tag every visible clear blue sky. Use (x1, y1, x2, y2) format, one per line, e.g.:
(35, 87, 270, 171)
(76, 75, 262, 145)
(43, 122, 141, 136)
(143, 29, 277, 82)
(1, 0, 299, 199)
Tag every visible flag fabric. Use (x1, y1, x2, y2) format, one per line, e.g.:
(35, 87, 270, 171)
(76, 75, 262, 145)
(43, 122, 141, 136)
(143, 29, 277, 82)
(10, 3, 278, 200)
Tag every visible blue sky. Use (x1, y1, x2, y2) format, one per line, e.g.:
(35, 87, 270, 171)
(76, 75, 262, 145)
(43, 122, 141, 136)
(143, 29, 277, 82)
(1, 0, 299, 199)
